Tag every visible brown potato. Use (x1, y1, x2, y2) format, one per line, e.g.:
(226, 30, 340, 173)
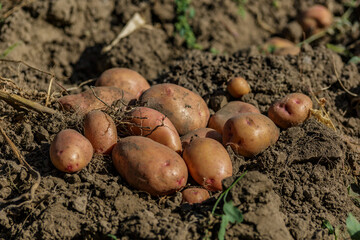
(84, 110, 117, 154)
(112, 136, 188, 196)
(50, 129, 93, 173)
(268, 93, 313, 129)
(227, 77, 251, 98)
(181, 128, 222, 149)
(182, 188, 210, 204)
(208, 101, 260, 134)
(139, 83, 210, 135)
(299, 5, 333, 36)
(59, 86, 135, 114)
(262, 37, 300, 56)
(223, 113, 279, 157)
(95, 68, 150, 99)
(183, 138, 232, 191)
(128, 107, 182, 153)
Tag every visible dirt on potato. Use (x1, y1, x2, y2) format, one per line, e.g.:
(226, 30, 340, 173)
(0, 0, 360, 240)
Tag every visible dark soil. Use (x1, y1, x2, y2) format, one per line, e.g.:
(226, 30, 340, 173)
(0, 0, 359, 240)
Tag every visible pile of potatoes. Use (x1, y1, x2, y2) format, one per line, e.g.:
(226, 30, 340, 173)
(51, 67, 313, 204)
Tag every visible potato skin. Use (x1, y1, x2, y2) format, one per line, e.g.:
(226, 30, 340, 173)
(227, 77, 251, 98)
(59, 86, 135, 114)
(112, 136, 188, 196)
(50, 129, 94, 173)
(299, 5, 333, 36)
(182, 188, 210, 204)
(181, 128, 222, 149)
(268, 93, 313, 129)
(96, 68, 150, 99)
(183, 138, 232, 191)
(262, 37, 300, 56)
(223, 113, 279, 157)
(208, 101, 260, 134)
(84, 110, 117, 154)
(128, 107, 182, 153)
(139, 83, 210, 135)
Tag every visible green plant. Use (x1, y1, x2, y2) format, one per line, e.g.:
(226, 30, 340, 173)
(212, 171, 247, 240)
(175, 0, 201, 49)
(233, 0, 247, 17)
(1, 42, 19, 58)
(322, 219, 339, 240)
(347, 213, 360, 240)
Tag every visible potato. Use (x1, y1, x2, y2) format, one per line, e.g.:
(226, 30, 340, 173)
(223, 113, 279, 157)
(299, 5, 333, 36)
(128, 107, 182, 153)
(208, 101, 260, 134)
(227, 77, 250, 98)
(139, 83, 210, 135)
(59, 86, 135, 114)
(262, 37, 300, 56)
(268, 93, 313, 129)
(112, 136, 188, 196)
(50, 129, 93, 173)
(182, 187, 210, 204)
(183, 138, 232, 191)
(181, 128, 222, 149)
(95, 68, 150, 99)
(84, 110, 117, 154)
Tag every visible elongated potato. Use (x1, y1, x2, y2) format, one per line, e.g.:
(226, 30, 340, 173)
(59, 86, 135, 114)
(262, 37, 300, 56)
(208, 101, 260, 134)
(128, 107, 182, 153)
(50, 129, 93, 173)
(183, 138, 232, 191)
(112, 136, 188, 196)
(96, 68, 150, 98)
(223, 113, 279, 157)
(84, 110, 117, 154)
(268, 93, 313, 129)
(181, 128, 222, 149)
(182, 188, 210, 204)
(139, 83, 210, 135)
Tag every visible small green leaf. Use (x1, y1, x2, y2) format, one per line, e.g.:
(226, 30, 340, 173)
(0, 3, 2, 10)
(107, 234, 118, 240)
(322, 219, 335, 234)
(218, 215, 229, 240)
(223, 201, 243, 224)
(346, 213, 360, 239)
(326, 43, 347, 54)
(188, 7, 195, 19)
(349, 56, 360, 64)
(0, 42, 20, 58)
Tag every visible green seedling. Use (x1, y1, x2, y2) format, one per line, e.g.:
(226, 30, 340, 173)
(348, 56, 360, 65)
(212, 171, 247, 240)
(322, 219, 339, 240)
(347, 213, 360, 240)
(1, 42, 19, 58)
(106, 234, 118, 240)
(233, 0, 247, 18)
(210, 47, 219, 55)
(175, 0, 201, 49)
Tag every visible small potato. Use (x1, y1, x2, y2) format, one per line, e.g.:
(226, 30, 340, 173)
(139, 83, 210, 135)
(59, 86, 135, 114)
(181, 128, 222, 149)
(50, 129, 93, 173)
(183, 138, 232, 191)
(112, 136, 188, 196)
(268, 93, 313, 129)
(262, 37, 300, 56)
(96, 68, 150, 99)
(223, 113, 279, 157)
(227, 77, 251, 98)
(182, 188, 210, 204)
(299, 5, 333, 36)
(208, 101, 260, 134)
(84, 110, 117, 154)
(128, 107, 182, 153)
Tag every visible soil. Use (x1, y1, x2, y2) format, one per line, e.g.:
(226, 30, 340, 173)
(0, 0, 359, 240)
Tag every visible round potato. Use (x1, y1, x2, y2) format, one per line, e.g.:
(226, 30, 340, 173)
(208, 101, 260, 134)
(181, 128, 222, 149)
(223, 113, 279, 157)
(227, 77, 251, 98)
(139, 83, 210, 135)
(50, 129, 94, 173)
(268, 93, 313, 129)
(299, 5, 333, 36)
(182, 187, 210, 204)
(59, 86, 135, 114)
(112, 136, 188, 196)
(183, 138, 232, 191)
(128, 107, 182, 153)
(96, 68, 150, 98)
(84, 110, 117, 154)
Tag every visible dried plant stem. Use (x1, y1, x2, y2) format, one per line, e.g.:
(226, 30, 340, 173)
(332, 57, 358, 97)
(2, 0, 35, 19)
(0, 123, 41, 209)
(0, 89, 57, 114)
(45, 77, 54, 107)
